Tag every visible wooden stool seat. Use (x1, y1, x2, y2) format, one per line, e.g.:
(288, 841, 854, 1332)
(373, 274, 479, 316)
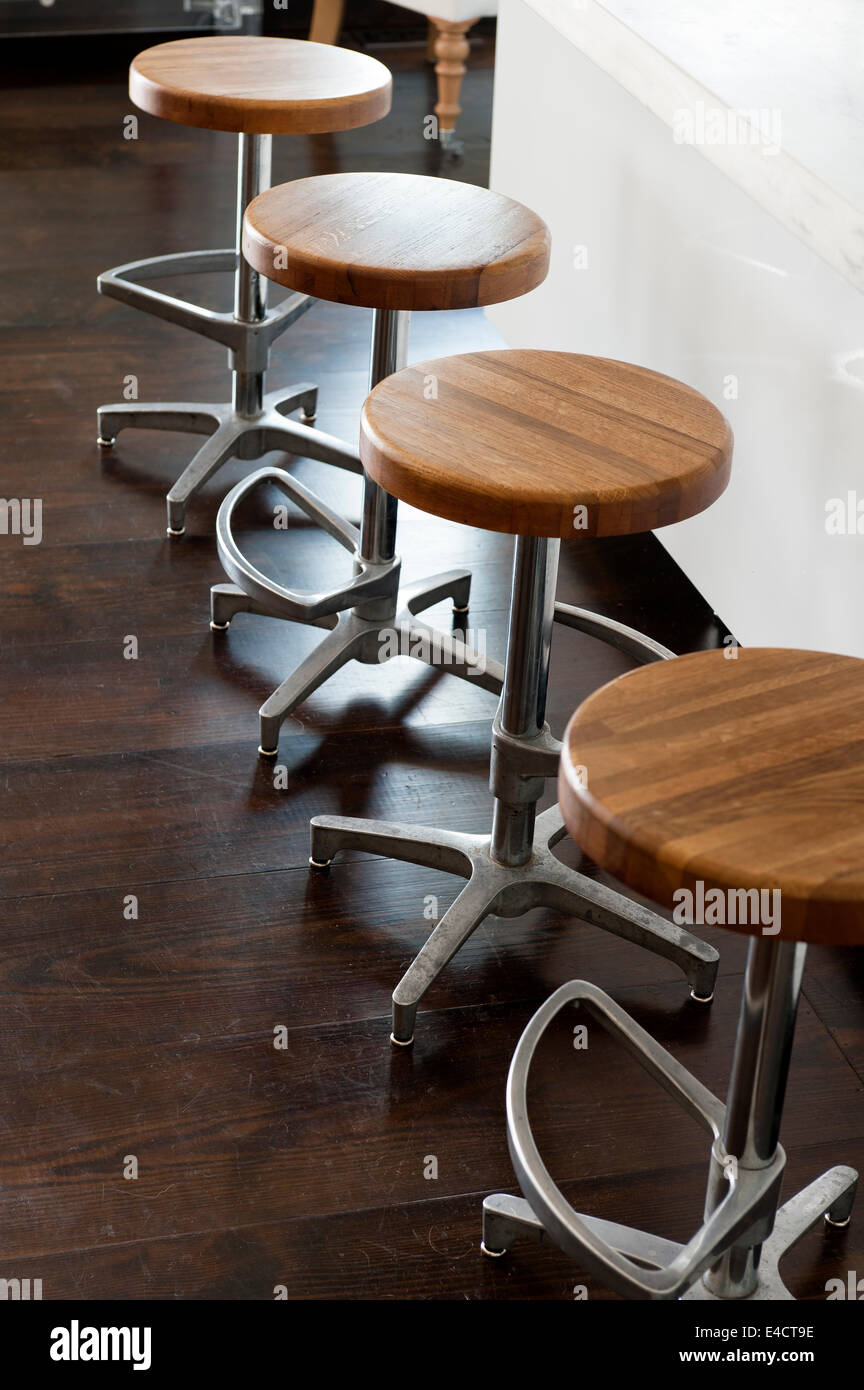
(559, 647, 864, 944)
(358, 350, 732, 536)
(242, 172, 550, 310)
(129, 37, 392, 134)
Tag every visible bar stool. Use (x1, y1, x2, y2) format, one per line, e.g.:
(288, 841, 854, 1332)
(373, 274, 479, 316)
(482, 647, 860, 1299)
(210, 172, 550, 755)
(309, 349, 733, 1044)
(96, 36, 392, 536)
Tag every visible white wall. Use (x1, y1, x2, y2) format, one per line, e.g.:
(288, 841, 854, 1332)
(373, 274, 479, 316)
(488, 0, 864, 657)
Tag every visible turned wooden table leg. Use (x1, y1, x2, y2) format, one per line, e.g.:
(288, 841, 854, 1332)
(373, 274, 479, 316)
(309, 0, 345, 45)
(430, 16, 479, 148)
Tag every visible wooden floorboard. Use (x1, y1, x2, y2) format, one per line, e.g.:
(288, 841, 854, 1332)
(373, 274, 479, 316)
(0, 35, 861, 1301)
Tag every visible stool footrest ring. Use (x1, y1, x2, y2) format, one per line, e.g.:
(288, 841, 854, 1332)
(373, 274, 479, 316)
(498, 980, 791, 1299)
(554, 602, 676, 665)
(216, 465, 394, 625)
(97, 249, 316, 363)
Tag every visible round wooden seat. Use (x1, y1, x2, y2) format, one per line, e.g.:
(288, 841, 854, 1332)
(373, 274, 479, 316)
(242, 172, 550, 310)
(358, 350, 731, 536)
(559, 647, 864, 945)
(129, 37, 392, 134)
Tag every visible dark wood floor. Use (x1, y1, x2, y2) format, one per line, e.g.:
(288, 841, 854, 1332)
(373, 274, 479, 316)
(1, 35, 862, 1302)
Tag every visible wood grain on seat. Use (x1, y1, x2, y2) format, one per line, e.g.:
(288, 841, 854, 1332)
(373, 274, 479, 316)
(559, 647, 864, 945)
(242, 172, 550, 309)
(358, 350, 731, 536)
(129, 37, 392, 134)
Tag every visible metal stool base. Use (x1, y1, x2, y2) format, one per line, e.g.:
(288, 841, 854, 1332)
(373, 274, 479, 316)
(212, 463, 504, 751)
(96, 383, 342, 535)
(95, 132, 327, 534)
(483, 1168, 857, 1300)
(482, 975, 857, 1299)
(217, 569, 501, 752)
(307, 537, 717, 1043)
(310, 803, 719, 1044)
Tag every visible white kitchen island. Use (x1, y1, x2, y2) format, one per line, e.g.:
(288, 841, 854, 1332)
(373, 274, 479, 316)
(488, 0, 864, 656)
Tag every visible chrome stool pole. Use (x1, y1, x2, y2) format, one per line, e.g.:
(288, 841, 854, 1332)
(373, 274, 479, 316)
(356, 307, 409, 579)
(97, 131, 349, 536)
(489, 536, 559, 869)
(695, 937, 830, 1300)
(231, 132, 273, 430)
(310, 535, 719, 1045)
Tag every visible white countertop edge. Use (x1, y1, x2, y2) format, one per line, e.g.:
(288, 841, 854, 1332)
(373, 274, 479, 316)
(520, 0, 864, 294)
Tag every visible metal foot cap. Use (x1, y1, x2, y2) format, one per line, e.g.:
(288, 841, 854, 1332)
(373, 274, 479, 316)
(690, 989, 715, 1004)
(825, 1213, 852, 1229)
(210, 620, 230, 632)
(480, 1242, 507, 1258)
(258, 745, 279, 759)
(166, 525, 185, 538)
(96, 435, 116, 448)
(390, 1032, 414, 1048)
(308, 856, 331, 869)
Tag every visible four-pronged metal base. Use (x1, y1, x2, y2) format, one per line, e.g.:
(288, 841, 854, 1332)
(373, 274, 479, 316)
(95, 382, 360, 536)
(211, 463, 504, 754)
(309, 803, 719, 1044)
(218, 567, 501, 754)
